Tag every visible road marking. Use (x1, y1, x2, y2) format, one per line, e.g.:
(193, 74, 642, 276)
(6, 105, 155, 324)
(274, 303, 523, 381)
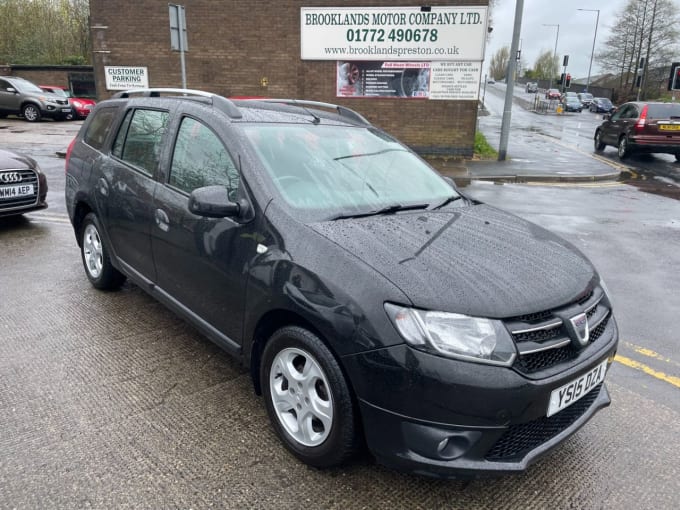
(614, 355, 680, 389)
(523, 181, 626, 188)
(533, 132, 637, 175)
(623, 341, 680, 368)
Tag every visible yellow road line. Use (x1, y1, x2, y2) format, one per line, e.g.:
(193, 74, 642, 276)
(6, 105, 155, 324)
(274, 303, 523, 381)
(534, 132, 637, 175)
(623, 341, 680, 368)
(523, 181, 625, 188)
(614, 354, 680, 389)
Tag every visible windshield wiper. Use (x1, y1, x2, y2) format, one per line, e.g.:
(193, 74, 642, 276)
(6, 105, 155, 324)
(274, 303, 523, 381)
(330, 203, 429, 221)
(429, 195, 463, 210)
(333, 148, 406, 161)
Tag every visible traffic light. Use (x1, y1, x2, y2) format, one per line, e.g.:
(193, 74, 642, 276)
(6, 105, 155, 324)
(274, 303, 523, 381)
(565, 73, 571, 88)
(674, 65, 680, 90)
(668, 62, 680, 90)
(560, 73, 566, 86)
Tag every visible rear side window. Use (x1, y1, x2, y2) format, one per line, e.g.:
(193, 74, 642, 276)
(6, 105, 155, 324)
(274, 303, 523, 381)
(169, 117, 240, 200)
(83, 108, 117, 150)
(112, 108, 169, 176)
(647, 103, 680, 119)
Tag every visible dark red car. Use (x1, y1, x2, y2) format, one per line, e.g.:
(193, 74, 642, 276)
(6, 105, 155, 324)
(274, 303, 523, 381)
(594, 102, 680, 160)
(545, 88, 561, 100)
(39, 85, 96, 120)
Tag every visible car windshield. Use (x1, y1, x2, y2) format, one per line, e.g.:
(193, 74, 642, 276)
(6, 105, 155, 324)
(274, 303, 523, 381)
(581, 94, 593, 99)
(12, 80, 43, 94)
(243, 124, 458, 221)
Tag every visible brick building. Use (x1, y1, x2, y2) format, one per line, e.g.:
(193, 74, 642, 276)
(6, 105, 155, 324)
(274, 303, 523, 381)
(89, 0, 489, 161)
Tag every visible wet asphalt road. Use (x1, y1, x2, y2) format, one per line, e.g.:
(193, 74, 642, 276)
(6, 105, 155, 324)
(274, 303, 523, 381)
(1, 119, 680, 508)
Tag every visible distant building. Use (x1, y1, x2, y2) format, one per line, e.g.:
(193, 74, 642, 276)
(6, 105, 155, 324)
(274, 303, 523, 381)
(88, 0, 490, 162)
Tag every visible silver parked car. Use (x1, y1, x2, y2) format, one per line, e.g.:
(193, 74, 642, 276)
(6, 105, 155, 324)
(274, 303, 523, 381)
(0, 76, 73, 122)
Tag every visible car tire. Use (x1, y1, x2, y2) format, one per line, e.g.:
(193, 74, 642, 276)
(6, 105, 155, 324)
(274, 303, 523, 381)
(594, 131, 606, 152)
(617, 136, 631, 160)
(80, 212, 126, 290)
(261, 326, 359, 468)
(22, 104, 41, 122)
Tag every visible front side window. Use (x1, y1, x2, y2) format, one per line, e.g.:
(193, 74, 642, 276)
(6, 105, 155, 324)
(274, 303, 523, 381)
(111, 109, 169, 176)
(169, 117, 240, 200)
(243, 124, 457, 221)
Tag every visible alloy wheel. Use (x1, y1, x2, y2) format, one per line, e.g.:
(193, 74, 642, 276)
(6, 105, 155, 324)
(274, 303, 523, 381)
(82, 223, 104, 278)
(269, 347, 333, 447)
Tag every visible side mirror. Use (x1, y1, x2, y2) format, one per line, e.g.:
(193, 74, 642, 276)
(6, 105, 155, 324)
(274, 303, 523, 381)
(6, 87, 17, 94)
(603, 114, 611, 121)
(188, 185, 240, 218)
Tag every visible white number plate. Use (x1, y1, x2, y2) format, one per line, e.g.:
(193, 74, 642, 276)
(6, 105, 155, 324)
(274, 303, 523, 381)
(0, 184, 34, 199)
(547, 360, 608, 417)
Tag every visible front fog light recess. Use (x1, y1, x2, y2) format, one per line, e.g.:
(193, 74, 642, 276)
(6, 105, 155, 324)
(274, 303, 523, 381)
(385, 303, 516, 366)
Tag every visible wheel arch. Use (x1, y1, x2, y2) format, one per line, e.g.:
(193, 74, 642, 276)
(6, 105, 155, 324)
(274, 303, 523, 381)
(72, 200, 94, 246)
(249, 309, 356, 401)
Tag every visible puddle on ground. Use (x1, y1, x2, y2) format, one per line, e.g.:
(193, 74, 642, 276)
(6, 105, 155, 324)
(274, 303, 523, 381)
(619, 170, 680, 201)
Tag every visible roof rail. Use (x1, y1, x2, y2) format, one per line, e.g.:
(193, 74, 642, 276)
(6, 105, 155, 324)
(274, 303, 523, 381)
(110, 88, 241, 119)
(253, 99, 371, 126)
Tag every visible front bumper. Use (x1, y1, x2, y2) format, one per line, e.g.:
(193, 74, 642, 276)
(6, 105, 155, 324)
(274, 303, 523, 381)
(360, 382, 610, 478)
(342, 317, 618, 478)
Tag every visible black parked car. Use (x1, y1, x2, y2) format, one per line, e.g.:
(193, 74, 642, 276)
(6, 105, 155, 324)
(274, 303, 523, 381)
(0, 148, 48, 217)
(594, 101, 680, 160)
(65, 89, 618, 478)
(590, 97, 614, 113)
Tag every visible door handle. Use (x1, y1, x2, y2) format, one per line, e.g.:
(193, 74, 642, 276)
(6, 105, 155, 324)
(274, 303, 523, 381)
(154, 208, 170, 232)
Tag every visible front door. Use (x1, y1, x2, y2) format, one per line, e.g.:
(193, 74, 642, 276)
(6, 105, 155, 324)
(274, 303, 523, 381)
(150, 114, 255, 345)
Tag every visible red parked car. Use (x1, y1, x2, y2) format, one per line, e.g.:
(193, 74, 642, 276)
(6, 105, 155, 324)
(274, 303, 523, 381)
(545, 88, 561, 100)
(39, 85, 96, 120)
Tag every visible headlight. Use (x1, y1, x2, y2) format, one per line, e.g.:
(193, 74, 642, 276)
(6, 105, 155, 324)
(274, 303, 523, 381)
(384, 303, 517, 366)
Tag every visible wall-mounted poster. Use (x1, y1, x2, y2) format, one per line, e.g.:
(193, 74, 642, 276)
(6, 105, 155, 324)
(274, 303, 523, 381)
(337, 61, 480, 100)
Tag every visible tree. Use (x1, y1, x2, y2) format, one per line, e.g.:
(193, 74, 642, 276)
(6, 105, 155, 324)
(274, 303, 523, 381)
(489, 46, 510, 81)
(533, 50, 559, 80)
(597, 0, 679, 99)
(0, 0, 90, 65)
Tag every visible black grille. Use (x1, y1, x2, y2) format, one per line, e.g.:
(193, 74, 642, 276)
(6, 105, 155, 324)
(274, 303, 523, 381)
(590, 313, 610, 342)
(0, 169, 39, 209)
(512, 325, 561, 344)
(485, 383, 602, 462)
(516, 345, 574, 373)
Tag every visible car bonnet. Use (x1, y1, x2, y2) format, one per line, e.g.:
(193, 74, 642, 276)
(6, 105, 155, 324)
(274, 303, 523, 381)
(310, 204, 596, 318)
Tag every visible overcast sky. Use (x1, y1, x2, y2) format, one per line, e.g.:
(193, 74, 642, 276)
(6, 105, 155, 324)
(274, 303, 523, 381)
(484, 0, 632, 80)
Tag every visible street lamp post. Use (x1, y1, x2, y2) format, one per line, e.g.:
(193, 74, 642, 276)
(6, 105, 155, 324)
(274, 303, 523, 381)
(578, 8, 600, 93)
(542, 24, 559, 85)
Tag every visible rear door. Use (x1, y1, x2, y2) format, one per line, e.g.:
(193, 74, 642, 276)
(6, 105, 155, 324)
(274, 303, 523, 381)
(601, 103, 636, 144)
(98, 106, 170, 281)
(150, 111, 255, 346)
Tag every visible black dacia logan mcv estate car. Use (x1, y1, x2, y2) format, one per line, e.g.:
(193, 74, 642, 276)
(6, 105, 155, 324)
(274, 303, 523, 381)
(65, 89, 618, 478)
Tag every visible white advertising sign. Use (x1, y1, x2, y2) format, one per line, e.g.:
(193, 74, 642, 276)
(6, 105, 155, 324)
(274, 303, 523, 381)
(301, 6, 488, 61)
(104, 66, 149, 90)
(429, 61, 481, 100)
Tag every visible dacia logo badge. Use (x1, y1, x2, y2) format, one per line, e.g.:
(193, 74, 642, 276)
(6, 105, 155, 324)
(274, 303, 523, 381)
(569, 313, 590, 347)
